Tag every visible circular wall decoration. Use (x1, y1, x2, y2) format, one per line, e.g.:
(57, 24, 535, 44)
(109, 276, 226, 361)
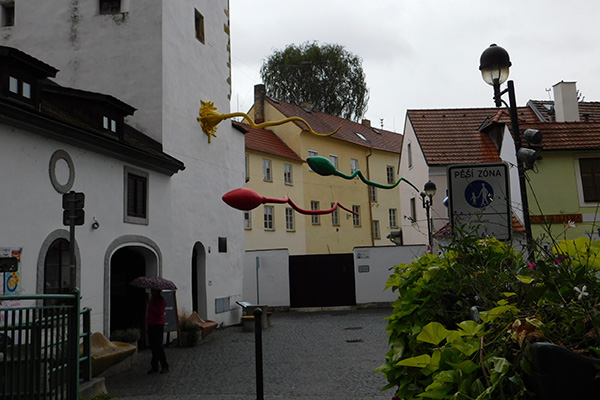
(49, 150, 75, 193)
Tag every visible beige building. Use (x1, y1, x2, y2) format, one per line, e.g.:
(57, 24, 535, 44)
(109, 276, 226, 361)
(241, 85, 404, 255)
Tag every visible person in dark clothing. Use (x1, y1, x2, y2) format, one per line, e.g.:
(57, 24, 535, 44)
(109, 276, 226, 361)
(147, 289, 169, 374)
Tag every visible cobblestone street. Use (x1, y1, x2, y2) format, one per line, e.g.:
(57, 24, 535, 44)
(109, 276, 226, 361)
(105, 308, 394, 400)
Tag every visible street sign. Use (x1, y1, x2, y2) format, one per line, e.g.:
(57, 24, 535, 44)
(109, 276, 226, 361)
(63, 209, 85, 226)
(448, 163, 511, 240)
(0, 257, 18, 273)
(62, 191, 85, 226)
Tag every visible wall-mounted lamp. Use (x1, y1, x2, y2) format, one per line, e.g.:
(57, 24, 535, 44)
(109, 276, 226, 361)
(420, 180, 436, 250)
(91, 217, 100, 230)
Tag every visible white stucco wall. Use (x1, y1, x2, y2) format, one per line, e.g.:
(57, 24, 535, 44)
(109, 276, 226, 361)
(0, 125, 173, 333)
(2, 0, 245, 328)
(243, 249, 290, 308)
(354, 245, 427, 304)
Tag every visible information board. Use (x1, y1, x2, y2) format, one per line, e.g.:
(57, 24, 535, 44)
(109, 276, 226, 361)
(448, 162, 511, 240)
(162, 291, 179, 333)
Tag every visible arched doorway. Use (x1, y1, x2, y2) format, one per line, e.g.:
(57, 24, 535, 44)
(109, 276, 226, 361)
(191, 242, 207, 318)
(110, 247, 149, 337)
(43, 238, 74, 304)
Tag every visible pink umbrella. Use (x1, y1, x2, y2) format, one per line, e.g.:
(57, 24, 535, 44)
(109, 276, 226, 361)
(130, 276, 177, 291)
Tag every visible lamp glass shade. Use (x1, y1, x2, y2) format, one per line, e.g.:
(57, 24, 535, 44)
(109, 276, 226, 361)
(479, 44, 511, 86)
(424, 181, 437, 197)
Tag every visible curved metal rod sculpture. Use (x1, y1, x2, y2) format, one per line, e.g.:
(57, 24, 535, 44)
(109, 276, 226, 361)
(306, 156, 420, 191)
(222, 187, 357, 216)
(198, 101, 341, 142)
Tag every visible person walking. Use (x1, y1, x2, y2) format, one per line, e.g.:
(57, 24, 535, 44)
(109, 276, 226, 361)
(147, 289, 169, 374)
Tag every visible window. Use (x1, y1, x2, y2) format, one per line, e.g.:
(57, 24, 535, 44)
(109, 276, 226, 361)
(263, 159, 272, 181)
(124, 167, 148, 224)
(370, 185, 377, 203)
(331, 202, 339, 226)
(329, 154, 338, 169)
(103, 116, 117, 133)
(263, 206, 274, 230)
(218, 237, 227, 253)
(308, 150, 318, 171)
(8, 76, 32, 100)
(351, 159, 359, 174)
(407, 142, 413, 168)
(284, 163, 293, 185)
(311, 201, 320, 225)
(44, 238, 75, 303)
(386, 165, 395, 184)
(373, 220, 381, 240)
(99, 0, 121, 14)
(352, 205, 361, 227)
(579, 158, 600, 202)
(285, 207, 295, 231)
(1, 2, 14, 27)
(195, 9, 205, 44)
(389, 208, 398, 228)
(244, 211, 251, 230)
(245, 154, 249, 182)
(410, 197, 417, 223)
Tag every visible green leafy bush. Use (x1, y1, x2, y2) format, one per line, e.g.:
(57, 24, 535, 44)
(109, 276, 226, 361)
(377, 231, 600, 399)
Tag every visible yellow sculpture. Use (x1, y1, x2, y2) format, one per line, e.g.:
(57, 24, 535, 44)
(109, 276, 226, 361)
(197, 100, 341, 142)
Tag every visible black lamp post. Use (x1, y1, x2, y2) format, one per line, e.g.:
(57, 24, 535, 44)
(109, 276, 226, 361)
(420, 180, 436, 250)
(479, 44, 534, 255)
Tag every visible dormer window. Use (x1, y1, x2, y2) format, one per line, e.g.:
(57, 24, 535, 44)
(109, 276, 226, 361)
(103, 116, 117, 133)
(8, 75, 32, 100)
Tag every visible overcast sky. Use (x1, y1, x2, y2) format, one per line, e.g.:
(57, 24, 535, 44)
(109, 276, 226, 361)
(230, 1, 599, 133)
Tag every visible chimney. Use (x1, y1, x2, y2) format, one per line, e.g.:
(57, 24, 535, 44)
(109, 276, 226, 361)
(553, 81, 579, 122)
(361, 119, 371, 127)
(254, 84, 266, 124)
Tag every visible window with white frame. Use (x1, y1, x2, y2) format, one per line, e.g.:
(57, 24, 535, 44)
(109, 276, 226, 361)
(308, 150, 318, 171)
(329, 154, 338, 169)
(8, 76, 32, 101)
(245, 154, 249, 182)
(263, 206, 274, 230)
(103, 116, 117, 133)
(285, 207, 295, 231)
(352, 205, 360, 227)
(331, 202, 339, 226)
(389, 208, 398, 228)
(284, 163, 293, 185)
(99, 0, 121, 14)
(311, 201, 320, 225)
(244, 211, 251, 230)
(351, 158, 359, 174)
(386, 165, 395, 184)
(263, 159, 272, 181)
(579, 158, 600, 202)
(373, 220, 380, 239)
(1, 2, 14, 27)
(124, 167, 148, 225)
(370, 185, 377, 203)
(410, 197, 417, 223)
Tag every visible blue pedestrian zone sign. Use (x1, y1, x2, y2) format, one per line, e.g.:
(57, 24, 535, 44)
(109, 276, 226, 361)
(448, 163, 511, 241)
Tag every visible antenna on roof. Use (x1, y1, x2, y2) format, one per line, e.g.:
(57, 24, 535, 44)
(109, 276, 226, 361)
(545, 88, 552, 100)
(380, 118, 384, 129)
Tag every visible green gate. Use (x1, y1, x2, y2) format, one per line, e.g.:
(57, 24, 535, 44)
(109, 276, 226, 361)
(0, 291, 92, 399)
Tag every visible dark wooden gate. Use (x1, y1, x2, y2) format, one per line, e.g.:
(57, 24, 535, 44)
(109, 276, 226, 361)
(289, 253, 356, 308)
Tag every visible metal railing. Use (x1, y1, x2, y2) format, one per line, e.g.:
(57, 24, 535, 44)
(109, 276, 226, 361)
(0, 290, 91, 399)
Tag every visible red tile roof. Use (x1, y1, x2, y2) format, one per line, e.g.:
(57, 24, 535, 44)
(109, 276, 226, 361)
(233, 121, 303, 161)
(519, 121, 600, 151)
(266, 98, 402, 153)
(528, 100, 600, 122)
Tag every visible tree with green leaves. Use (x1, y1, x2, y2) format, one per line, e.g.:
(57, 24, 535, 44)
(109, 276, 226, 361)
(260, 41, 369, 122)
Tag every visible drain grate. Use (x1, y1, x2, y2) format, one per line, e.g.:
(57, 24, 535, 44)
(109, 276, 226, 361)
(343, 326, 363, 330)
(345, 339, 364, 343)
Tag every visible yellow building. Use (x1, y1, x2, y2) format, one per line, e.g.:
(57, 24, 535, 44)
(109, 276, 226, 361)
(240, 84, 404, 255)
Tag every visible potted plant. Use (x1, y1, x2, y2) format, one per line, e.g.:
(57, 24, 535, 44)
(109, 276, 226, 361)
(178, 315, 202, 347)
(376, 229, 600, 399)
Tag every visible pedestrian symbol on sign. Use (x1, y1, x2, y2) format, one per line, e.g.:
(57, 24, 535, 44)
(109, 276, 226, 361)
(465, 180, 494, 208)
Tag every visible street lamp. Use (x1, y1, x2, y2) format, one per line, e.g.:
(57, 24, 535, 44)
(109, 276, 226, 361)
(420, 180, 436, 250)
(479, 44, 537, 255)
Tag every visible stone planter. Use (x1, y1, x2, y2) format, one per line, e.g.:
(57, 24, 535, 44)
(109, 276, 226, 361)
(529, 342, 600, 399)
